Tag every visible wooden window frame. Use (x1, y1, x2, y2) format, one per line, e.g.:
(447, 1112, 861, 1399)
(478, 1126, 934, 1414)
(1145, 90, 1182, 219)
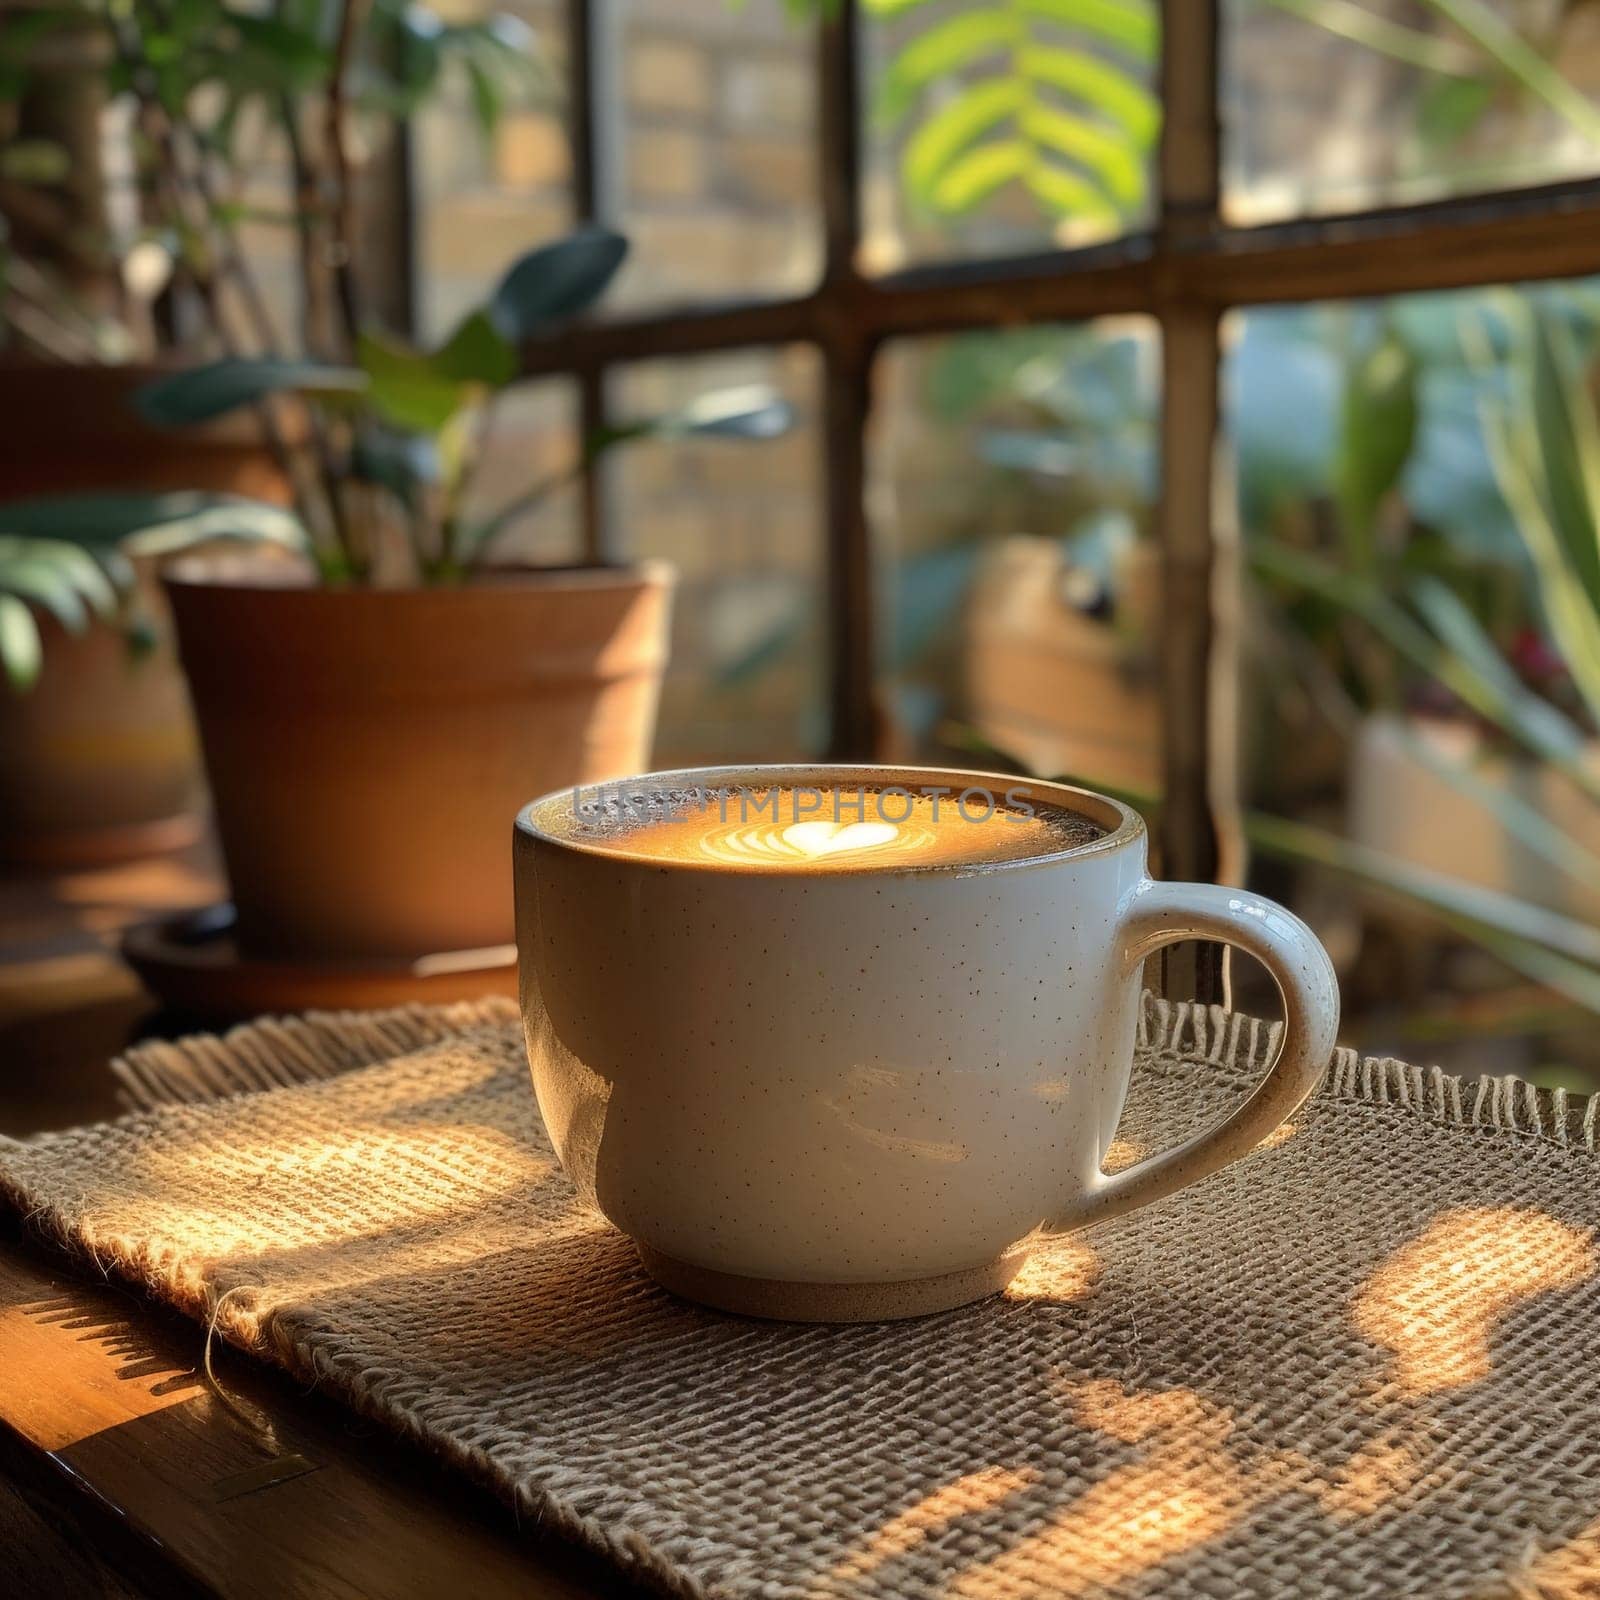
(503, 0, 1600, 895)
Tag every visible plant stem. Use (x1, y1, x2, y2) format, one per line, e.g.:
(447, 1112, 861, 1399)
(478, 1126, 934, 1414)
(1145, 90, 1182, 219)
(326, 0, 371, 356)
(463, 422, 638, 569)
(1421, 0, 1600, 145)
(1257, 0, 1481, 75)
(109, 19, 325, 536)
(434, 411, 481, 580)
(278, 91, 336, 360)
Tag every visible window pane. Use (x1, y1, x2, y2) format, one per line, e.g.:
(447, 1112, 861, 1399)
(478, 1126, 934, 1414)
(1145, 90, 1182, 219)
(869, 321, 1160, 776)
(599, 1, 823, 311)
(1227, 278, 1600, 1090)
(1224, 0, 1600, 224)
(605, 346, 825, 762)
(860, 1, 1160, 272)
(415, 0, 573, 342)
(468, 380, 581, 565)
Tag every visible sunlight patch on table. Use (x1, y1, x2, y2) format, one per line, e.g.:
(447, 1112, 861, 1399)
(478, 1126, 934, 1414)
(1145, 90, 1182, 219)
(1352, 1206, 1597, 1394)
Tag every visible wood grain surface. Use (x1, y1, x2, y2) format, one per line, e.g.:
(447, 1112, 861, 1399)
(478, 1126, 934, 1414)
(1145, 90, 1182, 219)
(0, 853, 643, 1600)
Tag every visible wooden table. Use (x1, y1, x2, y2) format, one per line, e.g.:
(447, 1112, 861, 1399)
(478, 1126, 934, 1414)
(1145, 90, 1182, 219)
(0, 850, 641, 1599)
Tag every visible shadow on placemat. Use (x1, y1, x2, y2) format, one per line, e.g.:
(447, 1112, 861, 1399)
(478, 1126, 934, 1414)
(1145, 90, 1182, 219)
(2, 997, 1599, 1599)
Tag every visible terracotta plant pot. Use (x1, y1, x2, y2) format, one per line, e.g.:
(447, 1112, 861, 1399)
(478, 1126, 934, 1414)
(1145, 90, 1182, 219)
(0, 361, 292, 503)
(0, 557, 204, 865)
(163, 559, 674, 959)
(0, 360, 293, 864)
(962, 535, 1160, 791)
(1348, 712, 1600, 926)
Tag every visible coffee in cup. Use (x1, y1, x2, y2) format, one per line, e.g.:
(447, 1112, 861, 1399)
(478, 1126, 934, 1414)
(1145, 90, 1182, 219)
(515, 765, 1339, 1321)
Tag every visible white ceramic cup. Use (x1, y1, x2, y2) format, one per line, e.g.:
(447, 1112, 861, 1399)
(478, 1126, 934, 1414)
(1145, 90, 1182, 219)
(514, 765, 1340, 1321)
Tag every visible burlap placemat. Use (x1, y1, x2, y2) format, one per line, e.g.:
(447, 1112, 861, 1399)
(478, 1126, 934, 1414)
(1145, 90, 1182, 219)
(2, 997, 1599, 1599)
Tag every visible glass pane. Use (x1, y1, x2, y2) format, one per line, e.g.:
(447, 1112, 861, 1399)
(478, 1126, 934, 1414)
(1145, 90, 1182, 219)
(467, 380, 581, 565)
(415, 0, 574, 342)
(605, 345, 825, 762)
(600, 1, 823, 311)
(869, 320, 1160, 777)
(859, 1, 1160, 272)
(1228, 277, 1600, 1089)
(1224, 0, 1600, 224)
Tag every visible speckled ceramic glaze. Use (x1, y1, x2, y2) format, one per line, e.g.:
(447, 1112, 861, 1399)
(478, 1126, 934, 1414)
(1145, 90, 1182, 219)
(513, 765, 1340, 1321)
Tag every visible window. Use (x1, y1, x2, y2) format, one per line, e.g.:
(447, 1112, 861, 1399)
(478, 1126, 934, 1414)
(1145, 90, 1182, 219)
(409, 0, 1600, 990)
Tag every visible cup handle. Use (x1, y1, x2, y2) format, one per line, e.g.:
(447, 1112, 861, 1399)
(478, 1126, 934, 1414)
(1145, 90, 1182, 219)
(1055, 879, 1340, 1233)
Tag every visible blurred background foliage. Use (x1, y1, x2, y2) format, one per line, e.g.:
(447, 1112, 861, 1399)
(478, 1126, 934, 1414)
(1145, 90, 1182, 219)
(9, 0, 1600, 1083)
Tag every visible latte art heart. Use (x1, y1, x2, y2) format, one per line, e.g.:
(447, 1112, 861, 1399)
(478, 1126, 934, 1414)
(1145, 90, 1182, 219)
(782, 820, 900, 857)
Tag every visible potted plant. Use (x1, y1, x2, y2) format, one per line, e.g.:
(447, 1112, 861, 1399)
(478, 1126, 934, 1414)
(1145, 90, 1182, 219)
(5, 0, 788, 979)
(0, 494, 299, 863)
(909, 327, 1161, 784)
(134, 224, 787, 970)
(0, 0, 539, 862)
(1248, 297, 1600, 929)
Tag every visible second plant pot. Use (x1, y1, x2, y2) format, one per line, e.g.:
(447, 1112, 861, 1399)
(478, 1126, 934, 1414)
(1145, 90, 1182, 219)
(163, 557, 674, 961)
(0, 555, 204, 866)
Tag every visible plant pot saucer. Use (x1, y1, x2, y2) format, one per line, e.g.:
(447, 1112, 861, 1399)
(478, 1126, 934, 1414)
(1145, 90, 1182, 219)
(120, 904, 518, 1020)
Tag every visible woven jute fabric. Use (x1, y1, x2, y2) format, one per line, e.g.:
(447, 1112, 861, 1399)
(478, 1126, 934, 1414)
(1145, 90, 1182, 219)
(3, 998, 1600, 1599)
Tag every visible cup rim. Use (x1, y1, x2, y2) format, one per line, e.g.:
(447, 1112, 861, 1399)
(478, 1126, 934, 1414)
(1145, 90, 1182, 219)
(515, 764, 1145, 878)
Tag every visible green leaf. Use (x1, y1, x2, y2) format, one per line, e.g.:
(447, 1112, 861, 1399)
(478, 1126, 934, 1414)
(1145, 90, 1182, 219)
(136, 359, 366, 426)
(904, 78, 1024, 202)
(37, 540, 117, 618)
(1020, 43, 1159, 142)
(432, 308, 517, 387)
(930, 140, 1031, 212)
(0, 542, 104, 632)
(1528, 309, 1600, 611)
(1417, 75, 1496, 144)
(464, 54, 501, 137)
(356, 332, 470, 434)
(12, 570, 90, 634)
(874, 8, 1018, 122)
(1018, 0, 1158, 60)
(1419, 0, 1600, 145)
(489, 227, 628, 342)
(463, 13, 543, 66)
(387, 4, 443, 102)
(0, 492, 303, 555)
(1409, 577, 1529, 699)
(1253, 542, 1600, 806)
(1335, 330, 1418, 569)
(665, 385, 795, 439)
(0, 594, 41, 692)
(121, 501, 307, 558)
(168, 0, 207, 40)
(1020, 101, 1145, 206)
(1483, 411, 1600, 736)
(873, 2, 1156, 226)
(229, 13, 329, 90)
(1242, 808, 1600, 999)
(1024, 159, 1119, 220)
(1090, 766, 1600, 1017)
